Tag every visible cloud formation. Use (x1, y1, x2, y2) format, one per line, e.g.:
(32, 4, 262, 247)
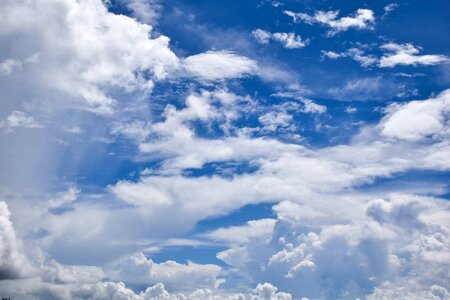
(284, 9, 375, 36)
(252, 29, 308, 49)
(379, 43, 449, 68)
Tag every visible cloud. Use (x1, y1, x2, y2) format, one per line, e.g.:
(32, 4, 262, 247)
(382, 3, 399, 18)
(380, 89, 450, 141)
(259, 112, 294, 132)
(252, 29, 308, 49)
(215, 193, 450, 299)
(271, 92, 327, 113)
(0, 111, 43, 132)
(284, 9, 375, 36)
(183, 51, 258, 81)
(323, 43, 448, 69)
(203, 219, 276, 244)
(379, 43, 449, 68)
(322, 47, 378, 68)
(113, 252, 225, 291)
(0, 201, 296, 299)
(122, 0, 162, 25)
(0, 201, 32, 279)
(0, 0, 179, 114)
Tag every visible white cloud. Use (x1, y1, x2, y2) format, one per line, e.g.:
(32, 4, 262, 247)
(113, 252, 225, 291)
(382, 3, 399, 18)
(321, 50, 344, 59)
(0, 201, 32, 279)
(216, 194, 450, 299)
(0, 201, 296, 299)
(203, 219, 276, 244)
(380, 89, 450, 141)
(259, 112, 293, 132)
(0, 0, 179, 114)
(183, 51, 258, 81)
(0, 111, 43, 132)
(123, 0, 162, 25)
(323, 43, 448, 69)
(271, 92, 327, 114)
(252, 29, 308, 49)
(322, 47, 377, 68)
(379, 43, 449, 68)
(284, 9, 375, 36)
(301, 99, 327, 114)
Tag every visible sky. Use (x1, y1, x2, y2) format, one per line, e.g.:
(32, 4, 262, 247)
(0, 0, 449, 299)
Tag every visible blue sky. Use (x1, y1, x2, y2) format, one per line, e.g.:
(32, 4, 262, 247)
(0, 0, 449, 299)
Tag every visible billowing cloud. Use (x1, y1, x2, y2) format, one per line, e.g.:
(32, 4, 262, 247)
(0, 0, 179, 114)
(0, 201, 32, 279)
(216, 194, 450, 299)
(113, 252, 224, 291)
(380, 89, 450, 141)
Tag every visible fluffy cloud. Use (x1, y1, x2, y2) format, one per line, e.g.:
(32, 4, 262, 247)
(0, 0, 180, 115)
(0, 200, 292, 299)
(183, 51, 258, 81)
(215, 194, 450, 299)
(113, 253, 224, 291)
(0, 201, 32, 279)
(379, 43, 449, 68)
(323, 43, 448, 69)
(252, 29, 308, 49)
(203, 219, 276, 244)
(284, 9, 375, 36)
(380, 89, 450, 141)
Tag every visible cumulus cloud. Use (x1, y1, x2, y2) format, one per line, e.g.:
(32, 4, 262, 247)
(216, 194, 450, 299)
(0, 201, 32, 279)
(252, 29, 308, 49)
(284, 9, 375, 36)
(380, 89, 450, 141)
(113, 252, 224, 291)
(183, 51, 258, 81)
(379, 43, 449, 68)
(1, 201, 293, 299)
(0, 0, 179, 114)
